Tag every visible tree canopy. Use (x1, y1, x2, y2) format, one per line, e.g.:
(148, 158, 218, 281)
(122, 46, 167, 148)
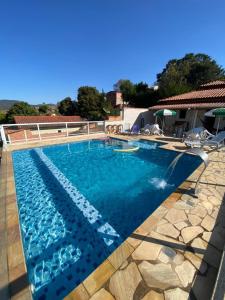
(113, 79, 159, 108)
(157, 53, 225, 98)
(77, 86, 112, 120)
(38, 103, 50, 115)
(57, 97, 76, 115)
(5, 101, 37, 123)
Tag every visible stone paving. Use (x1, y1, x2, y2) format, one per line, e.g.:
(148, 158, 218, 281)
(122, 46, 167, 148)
(66, 141, 225, 300)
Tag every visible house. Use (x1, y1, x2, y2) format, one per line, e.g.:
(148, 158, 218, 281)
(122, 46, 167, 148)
(14, 115, 82, 124)
(149, 80, 225, 133)
(106, 91, 123, 108)
(6, 115, 84, 143)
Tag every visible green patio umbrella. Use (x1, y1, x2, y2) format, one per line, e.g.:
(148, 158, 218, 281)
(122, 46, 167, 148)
(205, 108, 225, 134)
(154, 109, 177, 131)
(154, 109, 177, 117)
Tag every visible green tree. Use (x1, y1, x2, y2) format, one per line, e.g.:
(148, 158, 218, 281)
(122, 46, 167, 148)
(113, 80, 160, 108)
(0, 110, 6, 124)
(113, 79, 136, 104)
(5, 102, 37, 123)
(132, 82, 160, 108)
(157, 53, 225, 98)
(57, 97, 76, 115)
(77, 86, 112, 120)
(38, 103, 50, 115)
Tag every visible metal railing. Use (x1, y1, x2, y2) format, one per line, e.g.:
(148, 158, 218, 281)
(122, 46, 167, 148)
(0, 121, 105, 146)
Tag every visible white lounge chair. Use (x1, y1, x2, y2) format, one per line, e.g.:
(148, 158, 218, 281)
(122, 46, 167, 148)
(183, 127, 213, 142)
(185, 131, 225, 149)
(143, 124, 163, 136)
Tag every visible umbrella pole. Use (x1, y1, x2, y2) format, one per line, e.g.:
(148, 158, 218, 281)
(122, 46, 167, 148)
(216, 117, 220, 134)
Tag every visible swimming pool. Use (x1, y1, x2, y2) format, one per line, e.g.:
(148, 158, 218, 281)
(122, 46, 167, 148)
(12, 138, 201, 300)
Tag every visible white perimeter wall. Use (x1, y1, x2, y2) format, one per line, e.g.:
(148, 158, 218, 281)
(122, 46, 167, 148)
(123, 108, 154, 128)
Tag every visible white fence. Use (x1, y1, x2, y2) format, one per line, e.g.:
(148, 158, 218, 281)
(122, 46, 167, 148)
(0, 121, 105, 146)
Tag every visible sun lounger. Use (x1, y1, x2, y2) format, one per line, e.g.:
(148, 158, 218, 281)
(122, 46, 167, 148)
(185, 131, 225, 149)
(145, 124, 163, 136)
(183, 127, 213, 142)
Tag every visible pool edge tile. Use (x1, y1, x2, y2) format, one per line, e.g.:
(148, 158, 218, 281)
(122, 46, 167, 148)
(83, 259, 116, 296)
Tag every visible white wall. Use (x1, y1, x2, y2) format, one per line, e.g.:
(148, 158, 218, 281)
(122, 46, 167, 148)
(123, 108, 154, 128)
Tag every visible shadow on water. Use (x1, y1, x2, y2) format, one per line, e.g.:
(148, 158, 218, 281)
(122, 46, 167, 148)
(19, 149, 120, 300)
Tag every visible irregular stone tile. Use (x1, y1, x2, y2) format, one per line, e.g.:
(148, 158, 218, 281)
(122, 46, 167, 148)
(175, 260, 196, 287)
(149, 231, 184, 246)
(179, 236, 184, 242)
(165, 208, 187, 224)
(158, 246, 176, 264)
(156, 223, 179, 239)
(201, 215, 216, 232)
(109, 262, 142, 300)
(181, 226, 204, 244)
(141, 290, 164, 300)
(108, 242, 134, 269)
(120, 260, 128, 270)
(189, 205, 207, 218)
(157, 219, 168, 226)
(188, 214, 202, 226)
(174, 201, 195, 210)
(198, 193, 208, 202)
(164, 288, 189, 300)
(173, 253, 185, 265)
(184, 252, 207, 274)
(192, 266, 218, 300)
(191, 238, 221, 268)
(181, 194, 194, 202)
(201, 201, 213, 215)
(152, 206, 168, 219)
(208, 196, 220, 206)
(138, 261, 182, 289)
(127, 226, 148, 248)
(174, 221, 188, 230)
(140, 215, 159, 233)
(90, 288, 115, 300)
(132, 240, 162, 261)
(211, 208, 219, 220)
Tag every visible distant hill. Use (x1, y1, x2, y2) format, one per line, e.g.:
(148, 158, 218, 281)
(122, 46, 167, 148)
(0, 100, 22, 111)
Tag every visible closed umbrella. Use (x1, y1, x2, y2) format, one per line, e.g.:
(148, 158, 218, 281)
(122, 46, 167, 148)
(205, 108, 225, 134)
(154, 109, 177, 132)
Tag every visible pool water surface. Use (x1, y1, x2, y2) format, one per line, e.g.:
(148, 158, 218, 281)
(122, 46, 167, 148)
(12, 139, 201, 299)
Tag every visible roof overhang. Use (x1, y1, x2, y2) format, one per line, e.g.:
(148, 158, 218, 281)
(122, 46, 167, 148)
(149, 102, 225, 110)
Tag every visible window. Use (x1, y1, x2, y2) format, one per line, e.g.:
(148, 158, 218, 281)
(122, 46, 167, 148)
(179, 110, 187, 119)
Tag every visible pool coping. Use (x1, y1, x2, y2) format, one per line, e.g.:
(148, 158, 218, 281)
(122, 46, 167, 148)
(0, 134, 212, 299)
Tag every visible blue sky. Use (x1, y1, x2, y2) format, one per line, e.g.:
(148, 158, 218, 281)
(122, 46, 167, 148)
(0, 0, 225, 104)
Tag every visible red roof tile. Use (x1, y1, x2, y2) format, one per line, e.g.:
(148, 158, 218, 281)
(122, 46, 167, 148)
(200, 80, 225, 87)
(14, 115, 82, 124)
(159, 88, 225, 102)
(149, 102, 225, 110)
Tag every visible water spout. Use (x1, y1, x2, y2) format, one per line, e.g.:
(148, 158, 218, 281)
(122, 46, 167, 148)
(165, 152, 184, 180)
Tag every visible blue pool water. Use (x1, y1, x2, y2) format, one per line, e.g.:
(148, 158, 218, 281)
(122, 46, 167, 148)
(12, 139, 201, 300)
